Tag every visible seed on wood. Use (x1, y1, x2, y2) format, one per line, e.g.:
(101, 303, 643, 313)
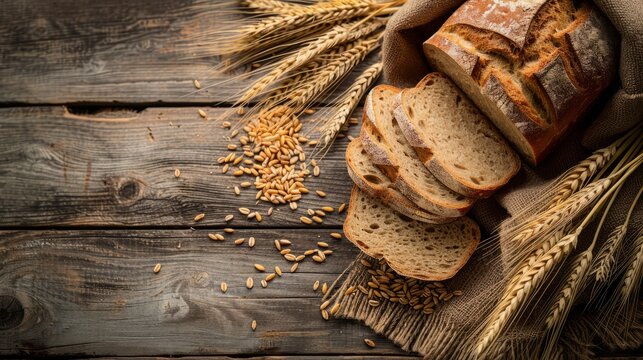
(315, 190, 327, 198)
(255, 212, 263, 222)
(265, 273, 276, 282)
(275, 266, 282, 276)
(208, 233, 224, 241)
(268, 207, 274, 216)
(312, 255, 323, 263)
(323, 250, 333, 255)
(251, 320, 257, 331)
(300, 216, 313, 225)
(315, 210, 326, 217)
(222, 164, 229, 173)
(307, 209, 315, 216)
(317, 241, 329, 248)
(246, 277, 254, 289)
(312, 216, 323, 224)
(289, 202, 298, 210)
(220, 282, 228, 293)
(193, 79, 201, 89)
(304, 249, 316, 256)
(313, 166, 320, 177)
(330, 303, 340, 315)
(321, 309, 329, 320)
(299, 187, 309, 194)
(261, 279, 268, 288)
(198, 109, 207, 118)
(239, 207, 250, 215)
(364, 339, 376, 348)
(174, 169, 181, 178)
(284, 254, 297, 262)
(338, 203, 346, 213)
(248, 237, 256, 248)
(295, 255, 305, 262)
(330, 232, 342, 239)
(224, 228, 234, 234)
(230, 129, 239, 138)
(222, 121, 231, 128)
(234, 238, 245, 245)
(247, 212, 256, 219)
(153, 263, 161, 273)
(274, 240, 282, 251)
(290, 263, 299, 272)
(282, 250, 292, 256)
(279, 239, 291, 245)
(233, 170, 244, 176)
(240, 181, 252, 188)
(225, 215, 234, 222)
(194, 213, 205, 222)
(254, 264, 265, 272)
(313, 280, 320, 291)
(321, 206, 334, 213)
(322, 282, 328, 294)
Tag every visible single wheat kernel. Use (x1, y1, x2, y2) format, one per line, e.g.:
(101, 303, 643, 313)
(198, 109, 207, 118)
(153, 263, 161, 273)
(194, 213, 205, 222)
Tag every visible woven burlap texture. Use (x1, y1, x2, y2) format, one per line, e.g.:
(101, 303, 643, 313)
(327, 0, 643, 358)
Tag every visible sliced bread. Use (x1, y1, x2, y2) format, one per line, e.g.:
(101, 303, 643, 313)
(361, 85, 475, 217)
(394, 73, 521, 198)
(346, 138, 455, 224)
(344, 186, 481, 281)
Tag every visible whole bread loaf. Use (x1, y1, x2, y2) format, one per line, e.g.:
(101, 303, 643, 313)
(423, 0, 618, 165)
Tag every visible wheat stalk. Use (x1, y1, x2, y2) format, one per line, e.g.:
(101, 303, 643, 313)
(240, 0, 308, 15)
(317, 62, 382, 148)
(285, 33, 381, 112)
(509, 178, 612, 246)
(549, 146, 616, 206)
(237, 19, 384, 104)
(476, 231, 579, 356)
(593, 186, 642, 282)
(620, 232, 643, 301)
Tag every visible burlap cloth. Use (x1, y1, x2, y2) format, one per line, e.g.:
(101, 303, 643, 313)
(325, 0, 643, 358)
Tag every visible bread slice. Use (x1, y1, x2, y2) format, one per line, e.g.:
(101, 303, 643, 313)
(344, 186, 480, 281)
(346, 138, 455, 224)
(395, 73, 521, 198)
(361, 85, 475, 217)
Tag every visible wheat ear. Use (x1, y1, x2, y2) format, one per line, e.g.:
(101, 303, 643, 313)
(475, 231, 580, 356)
(237, 19, 383, 104)
(285, 33, 381, 112)
(316, 62, 382, 148)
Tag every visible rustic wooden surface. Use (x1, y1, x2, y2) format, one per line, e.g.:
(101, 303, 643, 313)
(0, 0, 637, 358)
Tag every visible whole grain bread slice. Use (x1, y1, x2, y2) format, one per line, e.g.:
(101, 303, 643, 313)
(395, 73, 521, 198)
(361, 85, 475, 217)
(344, 186, 481, 281)
(346, 138, 455, 224)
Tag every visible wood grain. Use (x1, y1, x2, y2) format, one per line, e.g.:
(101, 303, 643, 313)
(0, 229, 413, 357)
(0, 0, 380, 105)
(0, 106, 359, 227)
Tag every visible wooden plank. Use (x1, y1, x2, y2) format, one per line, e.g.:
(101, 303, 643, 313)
(0, 0, 379, 105)
(0, 106, 359, 227)
(0, 229, 412, 357)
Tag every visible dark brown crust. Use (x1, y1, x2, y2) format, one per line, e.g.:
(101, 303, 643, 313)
(425, 35, 483, 79)
(343, 187, 481, 281)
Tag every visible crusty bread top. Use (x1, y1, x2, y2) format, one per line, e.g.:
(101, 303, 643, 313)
(346, 139, 455, 224)
(343, 187, 481, 281)
(362, 85, 475, 214)
(396, 73, 520, 196)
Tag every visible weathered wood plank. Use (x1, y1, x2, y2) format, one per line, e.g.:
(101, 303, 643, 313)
(0, 106, 359, 227)
(0, 0, 379, 105)
(0, 229, 411, 357)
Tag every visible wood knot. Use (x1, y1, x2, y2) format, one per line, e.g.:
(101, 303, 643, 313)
(108, 177, 145, 204)
(190, 271, 211, 288)
(0, 295, 24, 330)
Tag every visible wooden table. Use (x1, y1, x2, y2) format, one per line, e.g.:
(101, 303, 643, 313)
(0, 1, 637, 359)
(0, 1, 416, 358)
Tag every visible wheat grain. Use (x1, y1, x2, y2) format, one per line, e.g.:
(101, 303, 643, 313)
(476, 232, 579, 356)
(593, 225, 627, 282)
(546, 249, 593, 330)
(240, 0, 307, 15)
(621, 233, 643, 301)
(317, 62, 382, 148)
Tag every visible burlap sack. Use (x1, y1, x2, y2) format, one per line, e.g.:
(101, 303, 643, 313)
(326, 0, 643, 358)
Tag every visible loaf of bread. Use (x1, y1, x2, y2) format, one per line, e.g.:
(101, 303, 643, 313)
(423, 0, 617, 165)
